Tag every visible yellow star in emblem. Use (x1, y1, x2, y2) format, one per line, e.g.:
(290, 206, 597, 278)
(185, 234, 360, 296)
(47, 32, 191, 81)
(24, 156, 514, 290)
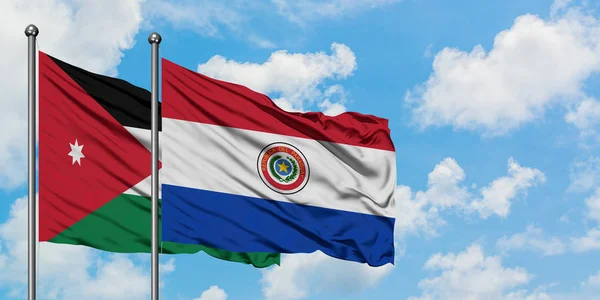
(277, 161, 290, 173)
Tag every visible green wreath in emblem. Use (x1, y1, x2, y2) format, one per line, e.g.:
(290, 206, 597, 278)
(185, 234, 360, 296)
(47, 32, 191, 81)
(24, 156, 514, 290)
(269, 155, 299, 183)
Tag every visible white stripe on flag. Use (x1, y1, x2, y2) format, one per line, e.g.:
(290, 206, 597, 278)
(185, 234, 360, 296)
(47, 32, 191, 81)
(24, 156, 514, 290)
(161, 118, 396, 218)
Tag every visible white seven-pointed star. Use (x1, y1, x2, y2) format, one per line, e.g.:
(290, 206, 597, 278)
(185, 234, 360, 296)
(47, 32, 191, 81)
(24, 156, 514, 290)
(68, 139, 85, 166)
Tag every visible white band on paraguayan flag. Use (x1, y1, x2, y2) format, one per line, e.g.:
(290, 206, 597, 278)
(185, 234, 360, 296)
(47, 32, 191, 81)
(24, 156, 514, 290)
(161, 118, 396, 218)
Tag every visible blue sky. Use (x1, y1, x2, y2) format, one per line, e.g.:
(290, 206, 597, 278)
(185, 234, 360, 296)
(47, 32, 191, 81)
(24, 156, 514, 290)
(2, 0, 600, 299)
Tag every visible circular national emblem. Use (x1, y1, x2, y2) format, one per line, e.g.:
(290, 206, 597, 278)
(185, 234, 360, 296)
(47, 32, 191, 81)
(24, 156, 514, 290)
(257, 142, 310, 194)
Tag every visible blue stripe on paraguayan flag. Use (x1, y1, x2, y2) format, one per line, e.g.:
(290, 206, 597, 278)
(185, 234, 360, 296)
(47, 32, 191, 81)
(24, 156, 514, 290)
(162, 185, 395, 264)
(160, 58, 397, 266)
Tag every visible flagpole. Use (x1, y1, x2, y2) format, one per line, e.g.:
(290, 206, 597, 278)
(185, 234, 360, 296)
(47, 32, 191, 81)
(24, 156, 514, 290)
(25, 24, 39, 300)
(149, 32, 162, 300)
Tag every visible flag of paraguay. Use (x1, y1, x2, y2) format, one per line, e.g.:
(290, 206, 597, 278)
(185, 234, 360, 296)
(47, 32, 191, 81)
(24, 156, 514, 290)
(160, 58, 397, 267)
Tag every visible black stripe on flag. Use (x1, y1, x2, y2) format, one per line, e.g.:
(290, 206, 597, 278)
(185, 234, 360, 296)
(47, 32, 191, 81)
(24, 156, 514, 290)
(48, 54, 161, 131)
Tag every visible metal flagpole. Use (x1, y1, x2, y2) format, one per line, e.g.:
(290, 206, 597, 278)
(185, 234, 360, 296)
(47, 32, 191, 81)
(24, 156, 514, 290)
(25, 24, 39, 300)
(148, 32, 162, 300)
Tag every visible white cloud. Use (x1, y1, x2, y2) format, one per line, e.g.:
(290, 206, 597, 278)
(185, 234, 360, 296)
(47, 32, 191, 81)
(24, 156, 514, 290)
(406, 4, 600, 136)
(409, 244, 547, 300)
(585, 188, 600, 222)
(270, 85, 347, 116)
(569, 156, 600, 192)
(568, 168, 600, 254)
(394, 184, 444, 238)
(394, 158, 468, 238)
(143, 0, 243, 37)
(194, 285, 228, 300)
(318, 99, 346, 116)
(272, 0, 401, 25)
(469, 158, 546, 219)
(248, 35, 278, 49)
(0, 0, 145, 188)
(565, 98, 600, 136)
(396, 157, 545, 237)
(423, 44, 434, 58)
(567, 187, 600, 253)
(197, 42, 356, 113)
(581, 270, 600, 290)
(422, 157, 471, 209)
(67, 255, 148, 299)
(496, 225, 566, 256)
(571, 228, 600, 253)
(0, 195, 173, 299)
(550, 0, 574, 17)
(143, 0, 398, 47)
(504, 290, 553, 300)
(317, 85, 348, 116)
(260, 251, 393, 300)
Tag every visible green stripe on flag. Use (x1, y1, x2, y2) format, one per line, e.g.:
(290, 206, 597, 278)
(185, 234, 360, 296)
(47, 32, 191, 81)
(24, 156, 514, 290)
(48, 193, 280, 268)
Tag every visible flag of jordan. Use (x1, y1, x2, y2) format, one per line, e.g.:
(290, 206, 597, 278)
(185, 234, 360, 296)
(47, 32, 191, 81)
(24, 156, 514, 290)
(38, 51, 279, 268)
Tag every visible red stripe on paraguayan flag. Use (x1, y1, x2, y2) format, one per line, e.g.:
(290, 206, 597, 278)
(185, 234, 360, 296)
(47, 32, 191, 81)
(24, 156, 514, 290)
(161, 58, 394, 152)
